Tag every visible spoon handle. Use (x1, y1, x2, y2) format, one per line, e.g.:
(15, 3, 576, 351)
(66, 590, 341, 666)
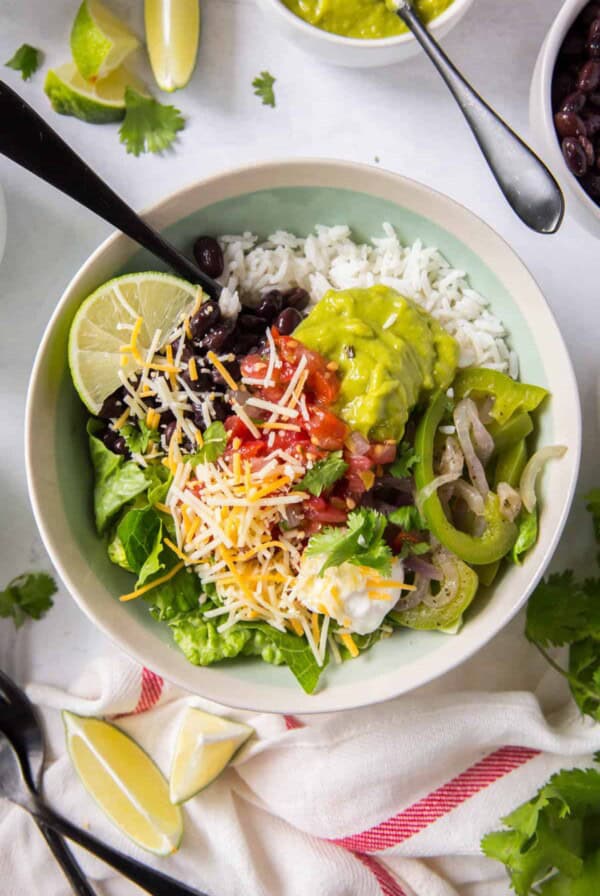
(30, 798, 209, 896)
(0, 80, 220, 297)
(395, 2, 564, 234)
(37, 822, 97, 896)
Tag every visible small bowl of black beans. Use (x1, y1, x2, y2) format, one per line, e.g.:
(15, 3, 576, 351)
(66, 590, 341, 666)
(530, 0, 600, 234)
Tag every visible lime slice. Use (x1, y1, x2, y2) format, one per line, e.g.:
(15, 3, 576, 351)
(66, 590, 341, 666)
(144, 0, 201, 92)
(169, 708, 253, 804)
(68, 271, 199, 414)
(63, 711, 183, 855)
(71, 0, 139, 81)
(44, 62, 145, 124)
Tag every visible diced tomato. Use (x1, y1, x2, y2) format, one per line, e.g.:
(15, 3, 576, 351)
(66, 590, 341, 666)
(369, 442, 397, 465)
(309, 368, 339, 405)
(224, 415, 254, 441)
(238, 440, 267, 460)
(303, 496, 348, 524)
(305, 404, 349, 450)
(240, 354, 268, 380)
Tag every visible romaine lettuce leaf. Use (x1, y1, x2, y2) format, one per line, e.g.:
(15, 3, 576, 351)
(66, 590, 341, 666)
(87, 420, 149, 533)
(117, 506, 165, 587)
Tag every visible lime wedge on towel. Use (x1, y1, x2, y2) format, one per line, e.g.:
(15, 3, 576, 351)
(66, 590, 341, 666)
(71, 0, 139, 81)
(63, 711, 183, 855)
(145, 0, 201, 92)
(169, 708, 253, 804)
(68, 272, 199, 414)
(44, 62, 145, 123)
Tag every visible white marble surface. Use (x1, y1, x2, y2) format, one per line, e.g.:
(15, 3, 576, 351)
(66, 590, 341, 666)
(0, 0, 597, 722)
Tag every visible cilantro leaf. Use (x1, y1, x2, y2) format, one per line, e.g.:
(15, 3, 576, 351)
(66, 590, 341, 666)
(294, 451, 348, 496)
(569, 638, 600, 722)
(586, 488, 600, 557)
(0, 573, 56, 628)
(389, 443, 419, 479)
(252, 71, 276, 107)
(5, 44, 41, 80)
(388, 505, 425, 531)
(512, 507, 538, 565)
(525, 572, 600, 648)
(306, 508, 393, 577)
(119, 88, 184, 157)
(185, 421, 227, 465)
(482, 768, 600, 896)
(121, 420, 158, 455)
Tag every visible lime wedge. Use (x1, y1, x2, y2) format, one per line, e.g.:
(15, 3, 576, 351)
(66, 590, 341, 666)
(169, 708, 253, 804)
(63, 711, 183, 855)
(144, 0, 201, 92)
(71, 0, 140, 81)
(44, 62, 145, 123)
(68, 271, 199, 414)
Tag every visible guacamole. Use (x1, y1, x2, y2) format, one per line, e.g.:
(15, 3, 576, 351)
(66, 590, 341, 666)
(294, 285, 458, 441)
(281, 0, 454, 40)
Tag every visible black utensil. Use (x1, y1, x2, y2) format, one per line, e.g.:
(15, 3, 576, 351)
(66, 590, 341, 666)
(0, 80, 222, 298)
(0, 726, 209, 896)
(396, 1, 565, 234)
(0, 669, 95, 895)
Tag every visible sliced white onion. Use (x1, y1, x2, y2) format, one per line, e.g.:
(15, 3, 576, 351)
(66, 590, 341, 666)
(438, 435, 464, 477)
(476, 396, 495, 425)
(519, 445, 568, 513)
(453, 399, 490, 497)
(469, 405, 495, 465)
(417, 471, 461, 513)
(395, 574, 430, 610)
(452, 479, 486, 516)
(396, 549, 461, 611)
(497, 481, 522, 522)
(346, 431, 370, 456)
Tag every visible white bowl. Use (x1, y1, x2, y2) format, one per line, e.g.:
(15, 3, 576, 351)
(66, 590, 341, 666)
(0, 183, 6, 266)
(530, 0, 600, 235)
(257, 0, 475, 67)
(25, 159, 581, 714)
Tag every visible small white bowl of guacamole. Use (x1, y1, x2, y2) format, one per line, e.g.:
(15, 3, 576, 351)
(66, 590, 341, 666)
(258, 0, 476, 67)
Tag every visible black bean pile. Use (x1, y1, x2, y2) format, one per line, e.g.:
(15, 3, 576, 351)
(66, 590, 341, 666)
(552, 1, 600, 201)
(97, 235, 310, 455)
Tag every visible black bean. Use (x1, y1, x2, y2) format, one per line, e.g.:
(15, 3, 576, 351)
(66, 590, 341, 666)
(585, 111, 600, 135)
(582, 2, 600, 26)
(180, 368, 213, 392)
(190, 301, 220, 340)
(98, 387, 127, 420)
(102, 427, 128, 456)
(256, 290, 283, 321)
(273, 306, 303, 335)
(199, 319, 236, 352)
(552, 70, 577, 108)
(579, 134, 596, 166)
(231, 331, 262, 355)
(560, 89, 587, 113)
(211, 359, 241, 387)
(171, 337, 194, 364)
(555, 111, 587, 137)
(164, 420, 178, 446)
(282, 286, 310, 311)
(590, 17, 600, 40)
(578, 59, 600, 91)
(237, 312, 267, 334)
(562, 136, 589, 176)
(562, 27, 586, 57)
(211, 397, 230, 422)
(589, 90, 600, 107)
(159, 410, 176, 428)
(193, 236, 224, 279)
(583, 171, 600, 196)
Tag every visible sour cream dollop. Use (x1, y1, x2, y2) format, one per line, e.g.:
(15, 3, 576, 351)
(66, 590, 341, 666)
(293, 556, 406, 635)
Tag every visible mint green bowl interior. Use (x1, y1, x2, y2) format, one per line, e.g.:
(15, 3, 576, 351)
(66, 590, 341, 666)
(29, 162, 580, 713)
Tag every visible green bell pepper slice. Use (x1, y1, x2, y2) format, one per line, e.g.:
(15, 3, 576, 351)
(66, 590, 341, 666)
(488, 413, 533, 456)
(453, 368, 548, 425)
(390, 551, 479, 632)
(415, 391, 518, 565)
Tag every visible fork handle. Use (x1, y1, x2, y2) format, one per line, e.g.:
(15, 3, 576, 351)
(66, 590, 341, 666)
(37, 821, 97, 896)
(31, 799, 208, 896)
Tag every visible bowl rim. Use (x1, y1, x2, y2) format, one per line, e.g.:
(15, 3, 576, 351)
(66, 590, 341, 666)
(25, 157, 582, 713)
(536, 0, 600, 223)
(258, 0, 474, 48)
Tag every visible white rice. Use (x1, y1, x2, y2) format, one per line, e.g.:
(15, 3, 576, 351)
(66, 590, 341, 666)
(217, 223, 518, 378)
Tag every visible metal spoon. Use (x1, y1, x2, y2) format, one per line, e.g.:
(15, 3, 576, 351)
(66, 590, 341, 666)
(395, 1, 565, 234)
(0, 669, 95, 895)
(0, 727, 209, 896)
(0, 80, 222, 299)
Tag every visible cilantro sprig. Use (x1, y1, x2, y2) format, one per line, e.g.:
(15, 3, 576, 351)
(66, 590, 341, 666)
(525, 490, 600, 722)
(185, 421, 228, 466)
(306, 508, 393, 577)
(294, 451, 348, 497)
(0, 572, 56, 628)
(5, 44, 42, 80)
(482, 766, 600, 896)
(252, 71, 276, 108)
(119, 88, 185, 157)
